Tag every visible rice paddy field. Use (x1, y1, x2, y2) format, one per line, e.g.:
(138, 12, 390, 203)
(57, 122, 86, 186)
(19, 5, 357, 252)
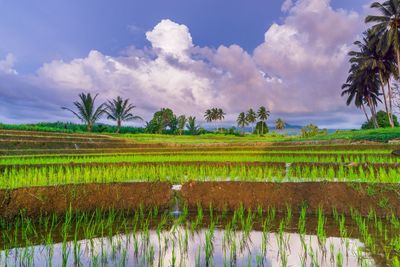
(1, 129, 400, 266)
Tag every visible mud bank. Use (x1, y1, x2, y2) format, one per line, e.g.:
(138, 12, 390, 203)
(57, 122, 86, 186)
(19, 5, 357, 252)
(0, 182, 172, 218)
(180, 182, 400, 216)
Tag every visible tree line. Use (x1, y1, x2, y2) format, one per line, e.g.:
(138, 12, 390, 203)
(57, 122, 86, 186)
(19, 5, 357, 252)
(62, 93, 286, 135)
(342, 0, 400, 128)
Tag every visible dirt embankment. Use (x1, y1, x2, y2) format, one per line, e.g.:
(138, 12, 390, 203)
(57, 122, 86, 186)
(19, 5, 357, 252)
(181, 182, 400, 216)
(0, 182, 172, 218)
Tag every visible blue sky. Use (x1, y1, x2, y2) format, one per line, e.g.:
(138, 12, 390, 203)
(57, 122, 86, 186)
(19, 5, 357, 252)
(0, 0, 366, 72)
(0, 0, 374, 128)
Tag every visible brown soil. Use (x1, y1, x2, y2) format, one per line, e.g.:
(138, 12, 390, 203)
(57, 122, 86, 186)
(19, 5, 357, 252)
(0, 182, 172, 218)
(180, 182, 400, 216)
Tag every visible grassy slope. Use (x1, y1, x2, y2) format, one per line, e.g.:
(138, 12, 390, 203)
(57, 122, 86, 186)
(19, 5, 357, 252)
(119, 128, 400, 144)
(297, 128, 400, 142)
(1, 124, 400, 144)
(117, 133, 290, 144)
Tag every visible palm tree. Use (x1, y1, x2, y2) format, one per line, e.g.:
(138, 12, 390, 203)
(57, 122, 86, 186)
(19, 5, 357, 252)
(177, 115, 187, 135)
(186, 116, 200, 135)
(237, 112, 248, 134)
(366, 0, 400, 78)
(246, 108, 257, 133)
(366, 0, 400, 126)
(62, 93, 106, 132)
(204, 108, 225, 132)
(342, 62, 381, 128)
(348, 31, 397, 127)
(214, 108, 225, 132)
(204, 109, 214, 131)
(105, 96, 143, 132)
(275, 118, 286, 130)
(257, 106, 270, 135)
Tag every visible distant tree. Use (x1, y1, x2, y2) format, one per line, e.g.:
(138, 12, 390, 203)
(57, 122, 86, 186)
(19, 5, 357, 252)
(62, 93, 106, 132)
(254, 121, 269, 135)
(177, 115, 187, 135)
(105, 96, 142, 133)
(186, 116, 200, 135)
(275, 118, 286, 130)
(204, 108, 225, 132)
(246, 109, 257, 133)
(237, 112, 248, 134)
(204, 109, 214, 131)
(362, 110, 399, 129)
(301, 124, 326, 138)
(257, 106, 270, 135)
(146, 108, 177, 134)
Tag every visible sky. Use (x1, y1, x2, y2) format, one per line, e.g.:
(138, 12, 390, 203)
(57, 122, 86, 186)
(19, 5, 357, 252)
(0, 0, 374, 128)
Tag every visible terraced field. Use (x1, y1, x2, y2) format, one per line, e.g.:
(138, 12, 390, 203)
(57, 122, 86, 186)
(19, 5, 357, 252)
(1, 129, 400, 266)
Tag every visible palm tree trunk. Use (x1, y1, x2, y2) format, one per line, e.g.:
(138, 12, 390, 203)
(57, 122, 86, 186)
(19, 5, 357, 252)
(397, 48, 400, 83)
(361, 103, 369, 122)
(87, 123, 92, 132)
(388, 80, 394, 127)
(367, 97, 379, 128)
(117, 120, 121, 133)
(261, 121, 264, 135)
(379, 73, 393, 127)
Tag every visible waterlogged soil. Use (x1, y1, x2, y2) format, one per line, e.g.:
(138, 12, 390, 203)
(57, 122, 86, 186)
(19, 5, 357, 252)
(0, 182, 172, 218)
(181, 182, 400, 216)
(1, 182, 400, 218)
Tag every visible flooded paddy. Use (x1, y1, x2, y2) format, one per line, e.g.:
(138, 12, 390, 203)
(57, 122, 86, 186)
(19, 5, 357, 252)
(0, 207, 397, 266)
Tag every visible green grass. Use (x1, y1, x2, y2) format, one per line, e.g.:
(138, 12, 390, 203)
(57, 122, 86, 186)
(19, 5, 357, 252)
(0, 152, 397, 165)
(297, 128, 400, 142)
(117, 133, 290, 144)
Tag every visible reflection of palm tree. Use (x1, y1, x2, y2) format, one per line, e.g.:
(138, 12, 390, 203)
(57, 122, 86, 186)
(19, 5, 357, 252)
(246, 109, 256, 133)
(62, 93, 106, 132)
(275, 118, 285, 130)
(237, 112, 248, 134)
(257, 106, 270, 135)
(105, 96, 143, 133)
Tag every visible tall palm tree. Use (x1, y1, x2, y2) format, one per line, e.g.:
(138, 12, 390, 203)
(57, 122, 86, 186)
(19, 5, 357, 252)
(342, 62, 381, 128)
(205, 108, 225, 132)
(177, 115, 187, 135)
(105, 96, 143, 132)
(62, 93, 106, 132)
(275, 118, 286, 130)
(186, 116, 200, 135)
(204, 109, 214, 131)
(246, 108, 257, 133)
(237, 112, 248, 134)
(366, 0, 400, 126)
(349, 31, 397, 127)
(366, 0, 400, 78)
(214, 108, 225, 132)
(257, 106, 270, 135)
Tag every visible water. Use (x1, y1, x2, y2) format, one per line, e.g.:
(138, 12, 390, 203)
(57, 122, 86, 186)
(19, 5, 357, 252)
(0, 228, 373, 266)
(0, 208, 394, 266)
